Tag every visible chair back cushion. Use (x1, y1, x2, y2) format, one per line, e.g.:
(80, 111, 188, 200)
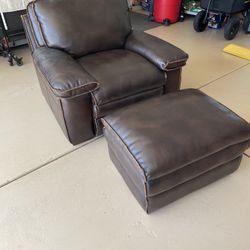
(27, 0, 131, 57)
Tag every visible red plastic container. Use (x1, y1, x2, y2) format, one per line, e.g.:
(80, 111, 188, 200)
(154, 0, 182, 24)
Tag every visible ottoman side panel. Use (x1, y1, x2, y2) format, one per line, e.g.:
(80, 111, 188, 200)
(102, 89, 250, 213)
(103, 119, 149, 212)
(147, 140, 249, 196)
(108, 146, 148, 211)
(147, 156, 242, 213)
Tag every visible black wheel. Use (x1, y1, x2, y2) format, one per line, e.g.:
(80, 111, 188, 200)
(16, 58, 23, 66)
(193, 10, 208, 32)
(148, 14, 154, 22)
(179, 14, 185, 22)
(224, 16, 241, 40)
(8, 60, 14, 66)
(243, 13, 250, 34)
(8, 55, 14, 66)
(163, 19, 170, 26)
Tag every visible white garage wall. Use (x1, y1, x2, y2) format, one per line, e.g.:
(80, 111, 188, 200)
(0, 0, 31, 12)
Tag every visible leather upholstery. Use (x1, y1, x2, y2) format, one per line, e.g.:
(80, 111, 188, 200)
(27, 0, 131, 57)
(106, 124, 248, 197)
(36, 67, 96, 144)
(102, 89, 250, 213)
(22, 0, 188, 145)
(33, 47, 99, 98)
(27, 3, 45, 47)
(110, 145, 241, 213)
(78, 49, 165, 106)
(165, 68, 182, 92)
(93, 87, 164, 120)
(21, 14, 38, 53)
(125, 31, 189, 71)
(103, 89, 250, 180)
(94, 87, 164, 136)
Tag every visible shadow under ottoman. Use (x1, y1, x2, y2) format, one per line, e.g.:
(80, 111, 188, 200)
(102, 89, 250, 213)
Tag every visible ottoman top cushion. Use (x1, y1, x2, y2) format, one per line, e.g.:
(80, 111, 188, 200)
(102, 89, 250, 181)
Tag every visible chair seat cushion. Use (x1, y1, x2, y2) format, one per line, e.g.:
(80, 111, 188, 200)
(78, 49, 165, 106)
(102, 89, 250, 213)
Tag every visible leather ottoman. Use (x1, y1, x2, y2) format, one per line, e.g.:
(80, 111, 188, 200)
(102, 89, 250, 213)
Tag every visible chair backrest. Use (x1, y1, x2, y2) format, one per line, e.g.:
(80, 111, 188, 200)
(27, 0, 132, 57)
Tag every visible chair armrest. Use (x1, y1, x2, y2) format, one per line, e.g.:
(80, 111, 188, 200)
(125, 31, 189, 71)
(33, 47, 99, 98)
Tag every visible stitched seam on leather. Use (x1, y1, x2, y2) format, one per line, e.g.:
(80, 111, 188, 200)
(103, 120, 147, 178)
(32, 1, 48, 47)
(95, 84, 164, 106)
(43, 76, 62, 112)
(165, 65, 185, 72)
(126, 35, 188, 70)
(102, 119, 149, 209)
(107, 141, 149, 211)
(94, 88, 164, 120)
(93, 106, 100, 136)
(27, 16, 39, 48)
(108, 139, 149, 212)
(96, 86, 163, 111)
(147, 152, 244, 198)
(37, 66, 71, 140)
(148, 156, 242, 199)
(165, 58, 188, 68)
(38, 65, 97, 141)
(106, 131, 147, 190)
(33, 60, 99, 98)
(53, 82, 100, 97)
(21, 14, 38, 50)
(36, 63, 99, 136)
(26, 11, 39, 48)
(58, 88, 97, 100)
(124, 0, 132, 36)
(94, 119, 99, 136)
(148, 138, 250, 182)
(103, 90, 249, 182)
(59, 98, 71, 143)
(90, 93, 100, 135)
(75, 63, 100, 104)
(21, 15, 34, 51)
(101, 91, 250, 182)
(104, 120, 149, 210)
(45, 54, 100, 95)
(27, 2, 40, 48)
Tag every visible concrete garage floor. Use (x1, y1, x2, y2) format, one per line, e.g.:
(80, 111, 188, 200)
(0, 18, 250, 250)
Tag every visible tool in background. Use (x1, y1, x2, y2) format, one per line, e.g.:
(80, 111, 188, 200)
(193, 0, 250, 40)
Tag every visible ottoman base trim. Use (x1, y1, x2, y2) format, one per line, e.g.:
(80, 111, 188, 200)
(109, 144, 242, 213)
(147, 156, 241, 213)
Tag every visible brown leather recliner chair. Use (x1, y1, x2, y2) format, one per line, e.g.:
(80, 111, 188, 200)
(22, 0, 188, 145)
